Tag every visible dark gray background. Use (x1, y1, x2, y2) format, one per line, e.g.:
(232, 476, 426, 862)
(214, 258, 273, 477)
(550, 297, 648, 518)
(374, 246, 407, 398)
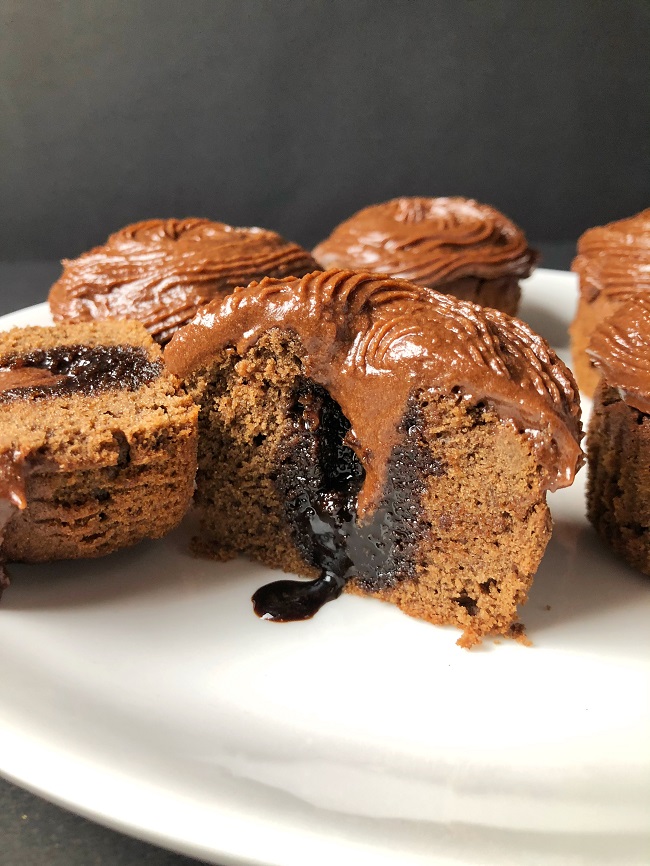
(1, 0, 649, 264)
(0, 2, 648, 864)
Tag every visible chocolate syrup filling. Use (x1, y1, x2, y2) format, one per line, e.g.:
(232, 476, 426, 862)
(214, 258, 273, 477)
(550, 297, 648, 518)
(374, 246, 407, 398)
(252, 381, 444, 621)
(0, 344, 162, 403)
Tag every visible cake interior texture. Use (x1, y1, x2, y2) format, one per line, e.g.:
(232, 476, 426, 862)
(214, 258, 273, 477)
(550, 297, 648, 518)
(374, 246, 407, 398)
(0, 320, 197, 565)
(187, 330, 553, 646)
(587, 381, 650, 575)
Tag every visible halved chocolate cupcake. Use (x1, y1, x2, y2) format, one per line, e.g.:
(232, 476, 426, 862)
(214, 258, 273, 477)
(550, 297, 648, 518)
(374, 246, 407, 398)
(0, 320, 197, 588)
(165, 269, 582, 646)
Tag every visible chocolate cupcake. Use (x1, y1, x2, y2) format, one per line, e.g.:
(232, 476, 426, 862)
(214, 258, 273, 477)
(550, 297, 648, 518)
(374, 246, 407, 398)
(570, 208, 650, 396)
(313, 197, 538, 315)
(587, 299, 650, 574)
(165, 269, 582, 647)
(0, 320, 197, 589)
(49, 218, 319, 344)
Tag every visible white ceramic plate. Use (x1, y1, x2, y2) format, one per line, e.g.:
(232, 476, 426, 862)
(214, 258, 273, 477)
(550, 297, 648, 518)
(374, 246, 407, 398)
(0, 270, 649, 866)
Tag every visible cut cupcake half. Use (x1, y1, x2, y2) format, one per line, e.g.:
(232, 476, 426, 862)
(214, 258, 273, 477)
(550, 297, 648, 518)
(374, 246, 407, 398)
(165, 269, 583, 646)
(0, 320, 198, 588)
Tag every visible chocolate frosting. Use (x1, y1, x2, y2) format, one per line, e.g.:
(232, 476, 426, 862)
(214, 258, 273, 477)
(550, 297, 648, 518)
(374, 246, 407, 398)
(588, 299, 650, 413)
(49, 218, 319, 343)
(165, 269, 582, 516)
(572, 209, 650, 303)
(313, 198, 538, 287)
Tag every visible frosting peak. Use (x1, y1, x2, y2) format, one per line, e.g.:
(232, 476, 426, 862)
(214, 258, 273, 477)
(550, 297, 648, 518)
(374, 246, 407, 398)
(572, 209, 650, 303)
(49, 218, 318, 343)
(116, 218, 274, 247)
(313, 197, 538, 286)
(165, 269, 582, 514)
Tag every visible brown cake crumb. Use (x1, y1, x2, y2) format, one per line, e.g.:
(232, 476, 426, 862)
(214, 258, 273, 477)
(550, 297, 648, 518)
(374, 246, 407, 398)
(0, 320, 197, 570)
(587, 382, 650, 575)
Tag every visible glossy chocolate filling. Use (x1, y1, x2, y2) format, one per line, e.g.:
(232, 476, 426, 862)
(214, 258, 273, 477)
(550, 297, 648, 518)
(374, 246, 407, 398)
(0, 344, 162, 402)
(252, 381, 443, 621)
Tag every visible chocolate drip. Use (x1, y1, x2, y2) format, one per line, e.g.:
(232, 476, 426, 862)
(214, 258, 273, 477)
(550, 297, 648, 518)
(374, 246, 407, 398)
(0, 344, 162, 403)
(252, 574, 347, 621)
(0, 452, 27, 509)
(253, 382, 436, 621)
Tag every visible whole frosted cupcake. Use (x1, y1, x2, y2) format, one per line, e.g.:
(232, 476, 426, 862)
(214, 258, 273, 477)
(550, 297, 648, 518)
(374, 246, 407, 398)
(570, 208, 650, 396)
(313, 197, 538, 316)
(49, 218, 319, 344)
(587, 299, 650, 574)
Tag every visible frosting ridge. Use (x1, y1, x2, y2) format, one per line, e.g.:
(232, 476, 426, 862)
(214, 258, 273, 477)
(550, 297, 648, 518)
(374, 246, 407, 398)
(588, 299, 650, 413)
(313, 197, 537, 286)
(49, 218, 318, 343)
(572, 209, 650, 303)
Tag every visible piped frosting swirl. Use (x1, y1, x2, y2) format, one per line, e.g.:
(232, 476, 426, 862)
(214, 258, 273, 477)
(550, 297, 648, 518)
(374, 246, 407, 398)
(313, 197, 538, 286)
(588, 299, 650, 413)
(165, 269, 582, 516)
(49, 218, 319, 343)
(572, 209, 650, 303)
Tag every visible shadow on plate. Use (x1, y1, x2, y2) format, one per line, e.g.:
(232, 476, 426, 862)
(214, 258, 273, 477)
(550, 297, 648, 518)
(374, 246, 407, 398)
(524, 517, 649, 632)
(1, 513, 255, 611)
(5, 510, 649, 652)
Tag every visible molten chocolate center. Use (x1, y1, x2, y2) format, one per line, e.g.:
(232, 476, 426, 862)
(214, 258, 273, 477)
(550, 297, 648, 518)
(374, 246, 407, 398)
(252, 382, 440, 621)
(0, 344, 162, 403)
